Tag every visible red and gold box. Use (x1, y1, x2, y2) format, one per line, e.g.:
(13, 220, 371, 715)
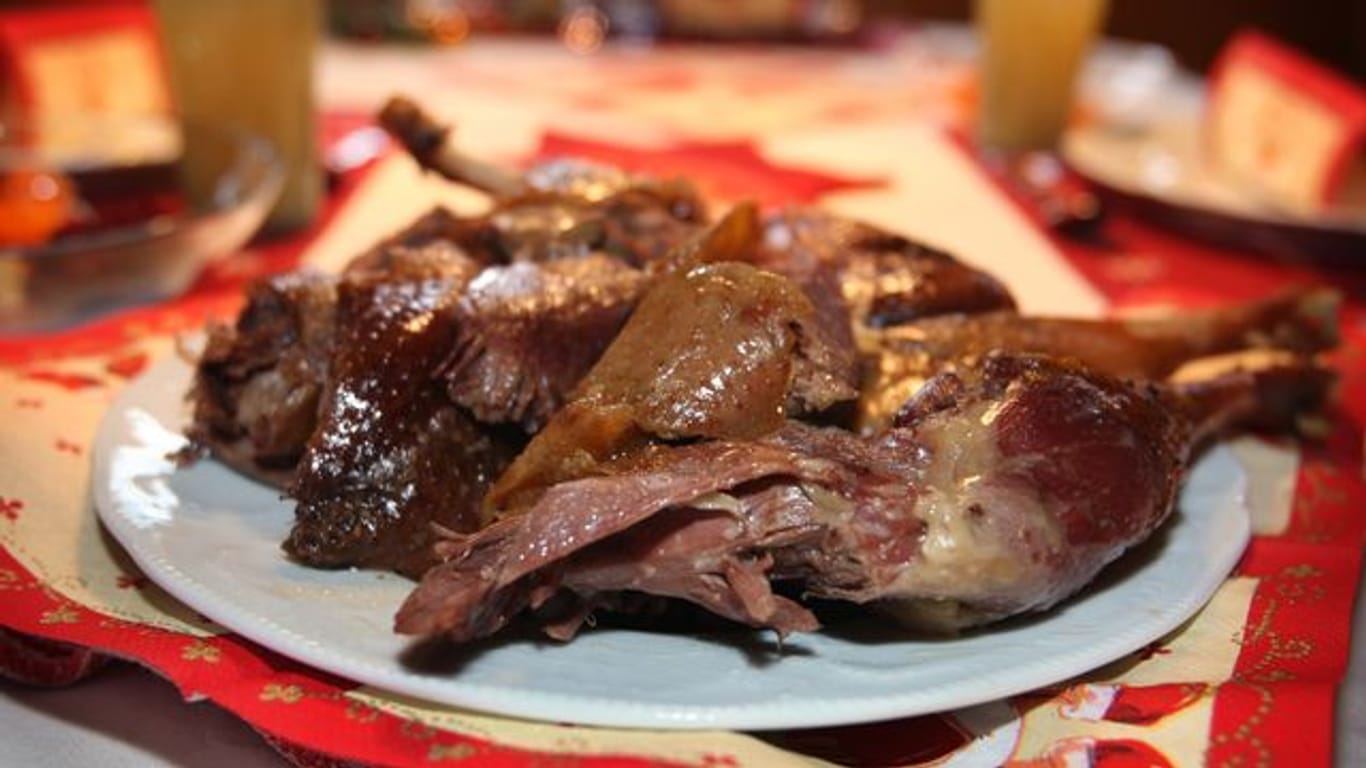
(0, 2, 169, 120)
(1205, 30, 1366, 215)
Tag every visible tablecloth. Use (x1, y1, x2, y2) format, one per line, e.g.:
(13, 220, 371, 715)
(2, 30, 1364, 767)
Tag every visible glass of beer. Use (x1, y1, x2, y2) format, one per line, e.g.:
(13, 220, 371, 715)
(974, 0, 1109, 152)
(153, 0, 322, 232)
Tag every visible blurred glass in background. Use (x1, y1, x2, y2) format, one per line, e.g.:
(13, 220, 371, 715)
(153, 0, 321, 233)
(974, 0, 1108, 152)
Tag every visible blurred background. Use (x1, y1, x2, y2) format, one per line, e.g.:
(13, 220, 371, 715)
(328, 0, 1364, 82)
(3, 1, 1358, 76)
(330, 1, 1363, 82)
(2, 0, 1360, 131)
(871, 0, 1363, 80)
(1, 0, 1361, 329)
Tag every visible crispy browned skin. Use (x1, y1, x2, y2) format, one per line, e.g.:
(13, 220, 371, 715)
(759, 208, 1017, 328)
(186, 271, 338, 484)
(859, 289, 1339, 432)
(283, 247, 526, 577)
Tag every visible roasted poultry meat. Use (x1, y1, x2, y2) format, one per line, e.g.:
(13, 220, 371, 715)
(396, 278, 1333, 639)
(186, 96, 1338, 643)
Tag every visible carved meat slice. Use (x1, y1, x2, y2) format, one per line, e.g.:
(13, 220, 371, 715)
(186, 271, 338, 486)
(440, 255, 647, 432)
(284, 249, 523, 577)
(760, 208, 1017, 329)
(573, 262, 858, 437)
(485, 260, 859, 513)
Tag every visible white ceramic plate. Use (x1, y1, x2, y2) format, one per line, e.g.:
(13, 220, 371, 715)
(93, 354, 1251, 731)
(1063, 113, 1366, 236)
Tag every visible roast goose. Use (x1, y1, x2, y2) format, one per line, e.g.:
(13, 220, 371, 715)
(185, 95, 1338, 642)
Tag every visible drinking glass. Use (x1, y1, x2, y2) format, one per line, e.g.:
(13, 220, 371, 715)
(974, 0, 1109, 152)
(153, 0, 322, 232)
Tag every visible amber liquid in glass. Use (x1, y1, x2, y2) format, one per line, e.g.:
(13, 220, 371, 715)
(154, 0, 321, 232)
(975, 0, 1109, 151)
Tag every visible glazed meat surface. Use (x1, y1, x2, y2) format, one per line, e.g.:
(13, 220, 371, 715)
(759, 208, 1017, 328)
(284, 247, 515, 577)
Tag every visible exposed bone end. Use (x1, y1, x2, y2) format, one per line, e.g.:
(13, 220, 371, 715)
(1117, 287, 1341, 364)
(377, 95, 448, 167)
(1169, 349, 1337, 441)
(1228, 287, 1342, 354)
(1168, 348, 1305, 384)
(377, 95, 525, 198)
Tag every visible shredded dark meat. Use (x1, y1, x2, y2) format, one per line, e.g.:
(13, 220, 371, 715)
(186, 271, 337, 486)
(398, 351, 1332, 641)
(397, 440, 821, 639)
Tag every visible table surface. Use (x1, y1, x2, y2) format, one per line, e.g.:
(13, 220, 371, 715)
(7, 564, 1362, 767)
(3, 29, 1363, 767)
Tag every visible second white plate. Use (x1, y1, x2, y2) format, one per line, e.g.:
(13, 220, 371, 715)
(1064, 114, 1366, 236)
